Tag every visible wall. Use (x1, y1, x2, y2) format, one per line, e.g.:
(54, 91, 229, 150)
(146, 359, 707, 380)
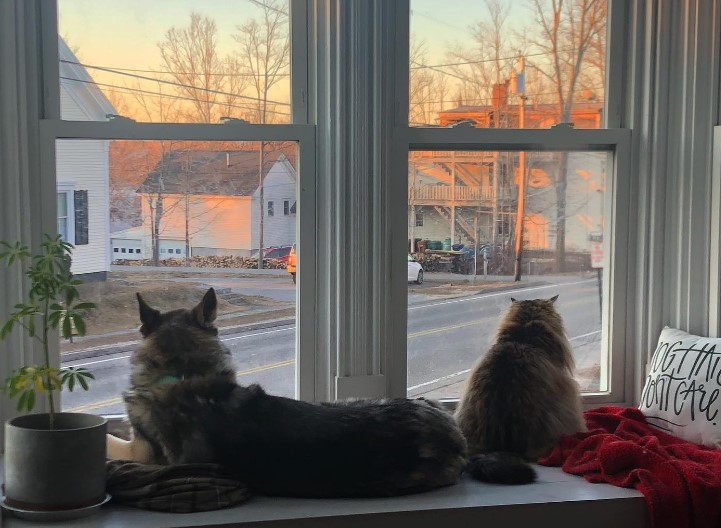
(56, 139, 110, 275)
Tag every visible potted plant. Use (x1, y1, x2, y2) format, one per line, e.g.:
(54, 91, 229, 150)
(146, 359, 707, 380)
(0, 235, 108, 518)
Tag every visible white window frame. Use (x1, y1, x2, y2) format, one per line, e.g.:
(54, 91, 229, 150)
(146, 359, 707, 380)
(407, 128, 631, 406)
(399, 0, 633, 406)
(39, 0, 318, 402)
(35, 0, 631, 409)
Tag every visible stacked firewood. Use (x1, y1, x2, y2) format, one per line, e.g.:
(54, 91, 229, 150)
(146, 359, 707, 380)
(112, 256, 287, 269)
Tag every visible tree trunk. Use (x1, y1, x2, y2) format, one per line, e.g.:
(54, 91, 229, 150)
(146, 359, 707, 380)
(555, 151, 568, 273)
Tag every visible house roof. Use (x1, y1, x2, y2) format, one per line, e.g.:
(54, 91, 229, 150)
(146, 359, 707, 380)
(138, 148, 296, 196)
(58, 37, 116, 120)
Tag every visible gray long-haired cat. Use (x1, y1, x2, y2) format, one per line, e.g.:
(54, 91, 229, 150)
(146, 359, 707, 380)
(455, 295, 586, 484)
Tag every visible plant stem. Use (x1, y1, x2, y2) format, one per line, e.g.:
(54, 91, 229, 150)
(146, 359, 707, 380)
(42, 297, 55, 429)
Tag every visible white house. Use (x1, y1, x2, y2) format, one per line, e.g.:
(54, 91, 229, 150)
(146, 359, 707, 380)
(251, 153, 297, 251)
(113, 148, 297, 260)
(57, 37, 115, 279)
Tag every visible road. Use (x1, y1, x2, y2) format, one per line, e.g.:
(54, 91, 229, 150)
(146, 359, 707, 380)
(62, 277, 603, 414)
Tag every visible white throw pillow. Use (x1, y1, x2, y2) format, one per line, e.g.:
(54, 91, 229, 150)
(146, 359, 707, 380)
(639, 326, 721, 447)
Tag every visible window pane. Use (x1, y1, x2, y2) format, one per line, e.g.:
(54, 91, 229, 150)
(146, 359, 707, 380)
(57, 192, 68, 216)
(409, 0, 607, 128)
(407, 150, 609, 399)
(58, 217, 68, 241)
(58, 139, 298, 414)
(58, 1, 291, 124)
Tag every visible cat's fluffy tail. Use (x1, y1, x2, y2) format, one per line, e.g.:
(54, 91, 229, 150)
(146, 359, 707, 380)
(466, 453, 537, 484)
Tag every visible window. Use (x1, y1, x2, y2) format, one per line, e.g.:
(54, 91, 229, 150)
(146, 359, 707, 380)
(57, 190, 71, 241)
(27, 0, 623, 419)
(50, 0, 316, 413)
(57, 0, 292, 125)
(121, 248, 126, 253)
(113, 247, 119, 253)
(407, 148, 625, 400)
(407, 1, 628, 406)
(409, 1, 607, 129)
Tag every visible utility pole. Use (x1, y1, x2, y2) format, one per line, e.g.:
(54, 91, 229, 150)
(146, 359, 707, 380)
(512, 54, 527, 282)
(258, 141, 265, 269)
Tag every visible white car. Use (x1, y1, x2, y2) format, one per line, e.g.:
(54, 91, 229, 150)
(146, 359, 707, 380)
(407, 254, 423, 284)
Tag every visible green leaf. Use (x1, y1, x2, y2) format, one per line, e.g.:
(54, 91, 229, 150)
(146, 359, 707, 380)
(61, 314, 72, 340)
(26, 389, 36, 411)
(72, 315, 86, 336)
(67, 375, 75, 392)
(0, 319, 14, 339)
(72, 302, 96, 311)
(16, 390, 29, 412)
(78, 375, 89, 391)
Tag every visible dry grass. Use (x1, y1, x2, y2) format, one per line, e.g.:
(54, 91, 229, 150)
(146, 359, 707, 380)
(76, 278, 254, 335)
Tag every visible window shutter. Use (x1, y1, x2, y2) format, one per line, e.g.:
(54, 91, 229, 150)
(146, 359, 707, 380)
(74, 190, 89, 245)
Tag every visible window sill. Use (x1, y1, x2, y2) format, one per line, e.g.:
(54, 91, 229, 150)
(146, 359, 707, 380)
(4, 466, 649, 528)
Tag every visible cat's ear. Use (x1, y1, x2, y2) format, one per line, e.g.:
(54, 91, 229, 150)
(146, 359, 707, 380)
(549, 294, 559, 303)
(193, 288, 218, 327)
(137, 293, 161, 337)
(510, 297, 518, 303)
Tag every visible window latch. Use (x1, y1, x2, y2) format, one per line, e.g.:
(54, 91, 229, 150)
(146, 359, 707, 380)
(551, 122, 575, 129)
(106, 114, 136, 123)
(220, 117, 251, 125)
(448, 120, 476, 129)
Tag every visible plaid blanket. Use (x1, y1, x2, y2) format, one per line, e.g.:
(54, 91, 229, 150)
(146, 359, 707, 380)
(106, 460, 252, 513)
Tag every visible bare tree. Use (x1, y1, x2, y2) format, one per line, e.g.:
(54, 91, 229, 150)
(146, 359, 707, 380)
(527, 0, 606, 271)
(233, 0, 290, 268)
(158, 12, 227, 123)
(409, 38, 451, 126)
(445, 0, 515, 108)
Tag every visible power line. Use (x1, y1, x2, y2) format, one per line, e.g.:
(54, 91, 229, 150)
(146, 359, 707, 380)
(60, 76, 291, 118)
(246, 0, 288, 16)
(63, 61, 291, 107)
(60, 59, 289, 78)
(410, 47, 596, 71)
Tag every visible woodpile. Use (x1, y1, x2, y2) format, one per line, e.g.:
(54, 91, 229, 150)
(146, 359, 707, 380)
(112, 256, 287, 269)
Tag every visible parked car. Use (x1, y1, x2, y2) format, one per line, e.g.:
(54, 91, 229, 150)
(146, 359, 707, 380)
(287, 244, 297, 283)
(408, 254, 423, 284)
(264, 245, 293, 264)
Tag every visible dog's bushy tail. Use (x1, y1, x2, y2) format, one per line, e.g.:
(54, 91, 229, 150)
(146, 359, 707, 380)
(466, 453, 537, 484)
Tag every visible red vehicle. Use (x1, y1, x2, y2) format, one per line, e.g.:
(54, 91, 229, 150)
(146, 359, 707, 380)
(263, 245, 293, 265)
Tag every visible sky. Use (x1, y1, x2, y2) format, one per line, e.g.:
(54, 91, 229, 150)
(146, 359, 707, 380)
(57, 0, 545, 121)
(59, 0, 532, 75)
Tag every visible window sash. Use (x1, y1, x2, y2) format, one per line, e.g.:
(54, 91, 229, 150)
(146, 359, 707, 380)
(405, 126, 632, 405)
(38, 0, 317, 403)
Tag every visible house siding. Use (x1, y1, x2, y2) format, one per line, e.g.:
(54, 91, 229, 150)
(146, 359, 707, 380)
(56, 139, 110, 276)
(251, 159, 297, 250)
(140, 194, 253, 256)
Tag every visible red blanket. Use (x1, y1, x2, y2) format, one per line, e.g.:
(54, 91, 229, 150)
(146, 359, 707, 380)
(538, 406, 721, 528)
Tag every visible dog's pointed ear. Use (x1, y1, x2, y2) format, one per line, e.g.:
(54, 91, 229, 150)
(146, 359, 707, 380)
(549, 294, 559, 303)
(137, 293, 161, 337)
(193, 288, 218, 327)
(510, 297, 518, 303)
